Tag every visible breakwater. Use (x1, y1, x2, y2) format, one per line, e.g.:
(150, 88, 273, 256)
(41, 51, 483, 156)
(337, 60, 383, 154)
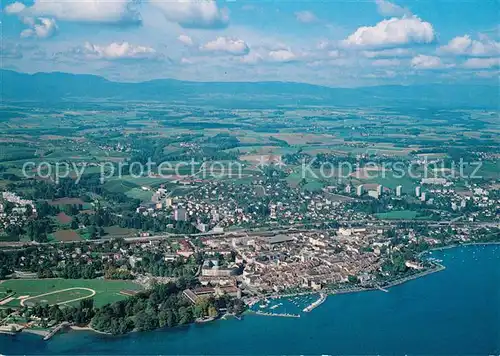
(253, 311, 301, 318)
(303, 293, 327, 312)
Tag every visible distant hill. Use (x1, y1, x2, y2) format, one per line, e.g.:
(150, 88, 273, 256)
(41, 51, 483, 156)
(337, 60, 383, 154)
(1, 69, 498, 108)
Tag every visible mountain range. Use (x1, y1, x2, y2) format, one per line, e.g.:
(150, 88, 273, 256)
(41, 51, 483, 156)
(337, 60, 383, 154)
(1, 69, 498, 109)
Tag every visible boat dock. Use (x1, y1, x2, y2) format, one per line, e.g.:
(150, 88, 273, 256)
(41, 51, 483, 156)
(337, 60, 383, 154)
(375, 285, 389, 293)
(254, 311, 300, 318)
(303, 293, 327, 312)
(43, 322, 69, 341)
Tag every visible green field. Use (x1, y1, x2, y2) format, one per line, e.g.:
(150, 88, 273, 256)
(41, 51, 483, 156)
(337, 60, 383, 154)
(375, 210, 418, 220)
(102, 179, 139, 193)
(302, 181, 324, 192)
(22, 288, 95, 306)
(125, 187, 154, 201)
(0, 279, 143, 308)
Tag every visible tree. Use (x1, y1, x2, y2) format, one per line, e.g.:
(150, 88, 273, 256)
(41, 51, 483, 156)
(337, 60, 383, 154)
(348, 275, 358, 284)
(208, 306, 218, 318)
(88, 225, 98, 239)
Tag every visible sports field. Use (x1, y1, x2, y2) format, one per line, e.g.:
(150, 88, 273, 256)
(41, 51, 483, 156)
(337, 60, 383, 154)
(21, 288, 95, 306)
(375, 210, 418, 220)
(0, 279, 143, 308)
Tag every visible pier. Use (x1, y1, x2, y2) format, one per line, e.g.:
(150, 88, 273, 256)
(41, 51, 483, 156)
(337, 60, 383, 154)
(375, 285, 389, 293)
(303, 293, 327, 312)
(254, 311, 300, 318)
(382, 263, 446, 289)
(43, 322, 70, 341)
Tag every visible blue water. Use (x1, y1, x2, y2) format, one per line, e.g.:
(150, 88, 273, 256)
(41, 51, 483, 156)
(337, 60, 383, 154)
(2, 244, 499, 355)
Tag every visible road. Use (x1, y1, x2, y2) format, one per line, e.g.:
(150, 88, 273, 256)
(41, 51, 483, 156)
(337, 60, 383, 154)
(1, 220, 497, 248)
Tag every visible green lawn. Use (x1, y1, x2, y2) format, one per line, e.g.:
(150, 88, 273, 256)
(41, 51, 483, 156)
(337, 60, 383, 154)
(375, 210, 418, 220)
(22, 288, 95, 306)
(302, 181, 324, 192)
(125, 187, 154, 201)
(0, 279, 143, 308)
(102, 179, 139, 194)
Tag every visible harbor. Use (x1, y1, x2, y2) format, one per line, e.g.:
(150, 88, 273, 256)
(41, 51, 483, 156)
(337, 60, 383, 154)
(248, 292, 330, 318)
(303, 293, 327, 312)
(254, 311, 300, 318)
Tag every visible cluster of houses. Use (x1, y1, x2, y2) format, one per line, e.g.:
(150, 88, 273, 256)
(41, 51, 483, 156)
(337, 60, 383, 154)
(0, 192, 37, 233)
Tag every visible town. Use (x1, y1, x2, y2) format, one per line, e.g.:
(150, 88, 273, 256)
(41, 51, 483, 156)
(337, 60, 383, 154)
(0, 100, 498, 339)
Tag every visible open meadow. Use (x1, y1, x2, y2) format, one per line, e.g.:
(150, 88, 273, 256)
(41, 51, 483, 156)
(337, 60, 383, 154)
(0, 279, 143, 308)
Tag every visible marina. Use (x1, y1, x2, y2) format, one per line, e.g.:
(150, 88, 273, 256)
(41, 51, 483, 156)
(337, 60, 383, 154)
(2, 245, 497, 355)
(303, 293, 327, 312)
(254, 311, 300, 318)
(249, 292, 330, 318)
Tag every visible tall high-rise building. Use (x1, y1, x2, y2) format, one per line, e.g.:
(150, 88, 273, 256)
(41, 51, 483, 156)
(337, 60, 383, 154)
(376, 185, 383, 196)
(345, 185, 352, 194)
(269, 204, 277, 219)
(174, 207, 187, 221)
(420, 192, 427, 202)
(415, 186, 422, 198)
(356, 185, 364, 196)
(396, 185, 403, 197)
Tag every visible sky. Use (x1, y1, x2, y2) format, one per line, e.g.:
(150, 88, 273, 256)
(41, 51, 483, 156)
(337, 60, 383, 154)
(1, 0, 499, 86)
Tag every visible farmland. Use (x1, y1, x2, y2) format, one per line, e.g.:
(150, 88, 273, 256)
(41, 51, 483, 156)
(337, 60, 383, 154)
(52, 230, 82, 242)
(0, 99, 498, 242)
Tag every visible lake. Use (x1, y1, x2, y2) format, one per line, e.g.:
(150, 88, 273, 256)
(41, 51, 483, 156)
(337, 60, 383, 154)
(2, 244, 499, 355)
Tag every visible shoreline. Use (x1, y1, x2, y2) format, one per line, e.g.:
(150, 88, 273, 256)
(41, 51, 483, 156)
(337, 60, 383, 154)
(419, 241, 500, 256)
(70, 325, 113, 335)
(255, 242, 500, 306)
(18, 243, 498, 340)
(21, 328, 49, 337)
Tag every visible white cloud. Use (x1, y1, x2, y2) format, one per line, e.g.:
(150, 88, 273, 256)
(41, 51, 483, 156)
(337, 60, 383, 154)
(343, 16, 434, 48)
(295, 11, 317, 24)
(439, 35, 500, 57)
(201, 37, 249, 56)
(363, 70, 397, 79)
(411, 54, 447, 69)
(0, 43, 24, 59)
(462, 57, 500, 69)
(475, 70, 500, 78)
(4, 2, 26, 14)
(317, 40, 332, 50)
(20, 17, 58, 39)
(240, 48, 297, 64)
(375, 0, 411, 17)
(150, 0, 229, 29)
(371, 59, 401, 67)
(362, 48, 413, 58)
(178, 35, 194, 46)
(268, 49, 296, 62)
(240, 52, 264, 64)
(77, 42, 158, 60)
(4, 0, 140, 24)
(180, 57, 195, 64)
(327, 50, 341, 58)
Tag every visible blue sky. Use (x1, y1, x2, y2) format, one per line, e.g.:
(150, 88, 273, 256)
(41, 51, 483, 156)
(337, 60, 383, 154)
(1, 0, 499, 86)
